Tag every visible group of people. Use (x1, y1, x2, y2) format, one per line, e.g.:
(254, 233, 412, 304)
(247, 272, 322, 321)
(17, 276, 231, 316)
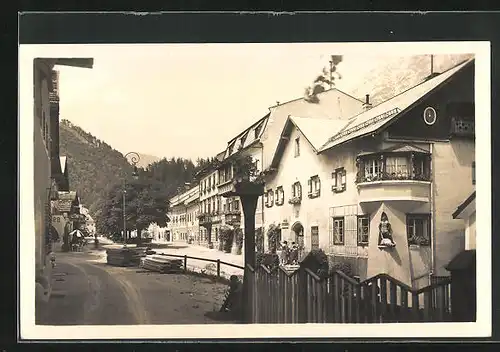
(278, 241, 301, 265)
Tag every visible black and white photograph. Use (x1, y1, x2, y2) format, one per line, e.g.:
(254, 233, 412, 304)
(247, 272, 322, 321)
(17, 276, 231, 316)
(19, 40, 490, 340)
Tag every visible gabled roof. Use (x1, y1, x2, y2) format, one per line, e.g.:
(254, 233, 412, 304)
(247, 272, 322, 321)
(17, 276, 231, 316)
(224, 114, 269, 160)
(318, 58, 474, 153)
(269, 116, 349, 170)
(452, 191, 476, 219)
(290, 116, 348, 152)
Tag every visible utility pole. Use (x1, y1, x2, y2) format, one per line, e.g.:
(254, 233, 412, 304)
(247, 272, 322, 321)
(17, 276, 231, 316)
(430, 54, 434, 75)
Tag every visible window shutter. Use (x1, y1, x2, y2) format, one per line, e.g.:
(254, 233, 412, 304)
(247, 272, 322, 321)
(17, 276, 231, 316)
(298, 183, 302, 198)
(342, 169, 347, 187)
(308, 178, 312, 193)
(291, 184, 295, 197)
(264, 192, 268, 205)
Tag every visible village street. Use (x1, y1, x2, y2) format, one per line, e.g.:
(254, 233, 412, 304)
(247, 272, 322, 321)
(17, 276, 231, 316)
(38, 249, 235, 325)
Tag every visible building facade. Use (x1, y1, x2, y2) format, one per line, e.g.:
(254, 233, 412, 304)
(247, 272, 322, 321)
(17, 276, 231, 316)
(453, 191, 476, 251)
(33, 58, 93, 307)
(262, 59, 475, 289)
(167, 185, 200, 242)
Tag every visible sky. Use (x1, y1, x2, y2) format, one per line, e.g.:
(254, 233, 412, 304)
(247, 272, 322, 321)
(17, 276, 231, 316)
(52, 44, 390, 161)
(48, 43, 468, 161)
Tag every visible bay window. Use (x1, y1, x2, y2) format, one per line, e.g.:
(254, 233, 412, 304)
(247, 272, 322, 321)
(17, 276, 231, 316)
(356, 151, 431, 183)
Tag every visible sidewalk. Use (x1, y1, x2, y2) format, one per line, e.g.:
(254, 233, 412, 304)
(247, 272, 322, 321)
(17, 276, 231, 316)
(153, 243, 244, 280)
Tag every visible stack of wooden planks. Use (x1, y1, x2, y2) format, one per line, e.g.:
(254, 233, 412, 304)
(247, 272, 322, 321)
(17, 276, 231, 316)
(141, 254, 184, 273)
(106, 247, 145, 267)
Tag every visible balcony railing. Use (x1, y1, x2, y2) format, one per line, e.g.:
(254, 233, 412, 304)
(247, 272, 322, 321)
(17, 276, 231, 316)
(356, 171, 431, 183)
(356, 152, 431, 184)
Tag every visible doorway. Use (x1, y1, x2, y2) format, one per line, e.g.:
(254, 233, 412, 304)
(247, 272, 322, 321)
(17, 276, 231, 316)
(292, 222, 305, 259)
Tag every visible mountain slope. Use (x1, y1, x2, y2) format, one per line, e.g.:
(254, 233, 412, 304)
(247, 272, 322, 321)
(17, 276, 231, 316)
(136, 153, 161, 168)
(347, 54, 474, 105)
(59, 119, 134, 215)
(58, 120, 207, 219)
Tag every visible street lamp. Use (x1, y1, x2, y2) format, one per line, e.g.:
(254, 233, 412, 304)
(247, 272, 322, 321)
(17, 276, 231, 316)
(123, 152, 140, 248)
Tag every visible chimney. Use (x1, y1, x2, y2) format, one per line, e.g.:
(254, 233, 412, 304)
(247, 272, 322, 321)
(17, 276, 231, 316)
(362, 94, 373, 111)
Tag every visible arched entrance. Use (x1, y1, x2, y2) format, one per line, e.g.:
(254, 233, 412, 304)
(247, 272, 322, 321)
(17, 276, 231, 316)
(291, 222, 305, 259)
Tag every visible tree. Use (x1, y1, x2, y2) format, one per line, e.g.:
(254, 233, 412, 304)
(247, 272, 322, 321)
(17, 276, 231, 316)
(304, 55, 343, 103)
(96, 175, 170, 244)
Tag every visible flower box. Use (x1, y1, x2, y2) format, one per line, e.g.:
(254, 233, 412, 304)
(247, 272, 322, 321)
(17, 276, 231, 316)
(288, 196, 302, 205)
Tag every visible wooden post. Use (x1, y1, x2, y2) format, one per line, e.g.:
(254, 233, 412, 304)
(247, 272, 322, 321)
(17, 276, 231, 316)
(241, 194, 259, 323)
(184, 255, 187, 272)
(217, 259, 221, 279)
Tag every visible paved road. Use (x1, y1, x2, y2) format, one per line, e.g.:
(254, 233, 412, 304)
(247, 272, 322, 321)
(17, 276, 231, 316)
(38, 251, 234, 325)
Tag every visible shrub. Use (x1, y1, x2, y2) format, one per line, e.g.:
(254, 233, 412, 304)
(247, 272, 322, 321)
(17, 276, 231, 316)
(234, 228, 243, 255)
(329, 259, 354, 277)
(255, 252, 280, 271)
(266, 224, 281, 254)
(219, 226, 234, 253)
(302, 248, 329, 278)
(255, 227, 264, 253)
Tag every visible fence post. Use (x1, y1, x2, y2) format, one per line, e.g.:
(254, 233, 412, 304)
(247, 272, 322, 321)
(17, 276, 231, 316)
(217, 259, 221, 279)
(184, 255, 187, 272)
(297, 266, 308, 323)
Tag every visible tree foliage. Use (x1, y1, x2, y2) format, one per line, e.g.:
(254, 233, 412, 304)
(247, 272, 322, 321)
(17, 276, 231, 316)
(304, 55, 343, 103)
(95, 175, 169, 238)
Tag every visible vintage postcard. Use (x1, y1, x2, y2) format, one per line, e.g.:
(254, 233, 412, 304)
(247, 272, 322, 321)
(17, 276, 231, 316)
(18, 41, 491, 340)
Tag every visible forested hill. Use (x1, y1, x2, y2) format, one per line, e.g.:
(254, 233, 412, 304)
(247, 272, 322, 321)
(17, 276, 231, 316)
(59, 119, 211, 218)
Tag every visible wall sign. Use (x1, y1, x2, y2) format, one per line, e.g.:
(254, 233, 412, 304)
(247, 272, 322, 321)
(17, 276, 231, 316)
(281, 219, 289, 229)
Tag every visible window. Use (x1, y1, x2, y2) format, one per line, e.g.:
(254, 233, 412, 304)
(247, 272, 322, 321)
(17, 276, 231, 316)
(357, 215, 370, 245)
(311, 226, 319, 250)
(332, 168, 347, 193)
(292, 182, 302, 198)
(289, 182, 302, 204)
(254, 121, 263, 139)
(364, 158, 383, 180)
(385, 156, 409, 178)
(332, 217, 345, 245)
(265, 189, 274, 207)
(472, 161, 476, 185)
(233, 199, 240, 211)
(294, 137, 300, 157)
(308, 175, 321, 198)
(275, 186, 284, 206)
(406, 214, 431, 246)
(240, 131, 249, 147)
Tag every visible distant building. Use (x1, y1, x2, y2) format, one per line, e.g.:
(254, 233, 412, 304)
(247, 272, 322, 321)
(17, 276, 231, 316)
(262, 58, 475, 289)
(167, 185, 200, 242)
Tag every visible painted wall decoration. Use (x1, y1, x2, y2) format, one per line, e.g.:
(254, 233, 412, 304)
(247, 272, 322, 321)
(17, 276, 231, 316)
(378, 211, 396, 248)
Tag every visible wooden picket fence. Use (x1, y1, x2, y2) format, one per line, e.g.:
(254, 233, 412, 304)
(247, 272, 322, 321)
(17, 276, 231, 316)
(245, 264, 452, 324)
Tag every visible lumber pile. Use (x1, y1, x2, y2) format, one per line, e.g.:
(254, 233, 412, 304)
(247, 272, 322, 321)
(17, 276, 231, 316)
(141, 254, 184, 273)
(106, 247, 145, 267)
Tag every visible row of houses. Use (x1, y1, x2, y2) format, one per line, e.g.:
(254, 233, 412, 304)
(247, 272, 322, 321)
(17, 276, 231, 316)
(166, 58, 476, 289)
(33, 58, 93, 305)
